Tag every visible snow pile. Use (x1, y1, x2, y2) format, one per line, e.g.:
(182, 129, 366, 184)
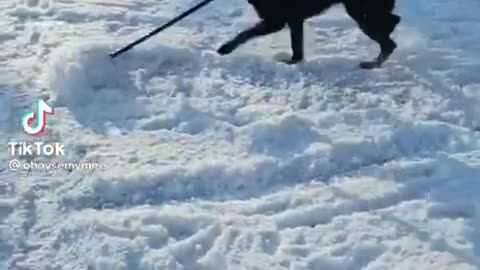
(8, 0, 54, 17)
(49, 43, 143, 107)
(47, 42, 207, 133)
(47, 40, 212, 106)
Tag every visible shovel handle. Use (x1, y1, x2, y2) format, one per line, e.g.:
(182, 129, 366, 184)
(110, 0, 216, 59)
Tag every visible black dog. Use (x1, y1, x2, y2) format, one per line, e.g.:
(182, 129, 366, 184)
(217, 0, 400, 69)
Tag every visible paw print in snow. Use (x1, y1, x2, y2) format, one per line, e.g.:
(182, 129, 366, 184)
(16, 0, 52, 11)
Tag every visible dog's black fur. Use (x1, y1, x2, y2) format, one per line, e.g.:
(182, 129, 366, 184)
(217, 0, 400, 69)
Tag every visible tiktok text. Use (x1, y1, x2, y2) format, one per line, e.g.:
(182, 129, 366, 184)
(8, 142, 65, 156)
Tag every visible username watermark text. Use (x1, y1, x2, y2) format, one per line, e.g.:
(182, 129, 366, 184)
(8, 159, 107, 173)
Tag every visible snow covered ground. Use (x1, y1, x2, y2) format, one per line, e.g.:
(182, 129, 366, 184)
(1, 0, 480, 269)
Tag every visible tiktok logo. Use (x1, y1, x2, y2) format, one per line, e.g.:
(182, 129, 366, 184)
(22, 99, 54, 136)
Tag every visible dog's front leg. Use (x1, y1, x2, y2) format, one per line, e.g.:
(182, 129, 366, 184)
(218, 21, 285, 55)
(284, 20, 304, 64)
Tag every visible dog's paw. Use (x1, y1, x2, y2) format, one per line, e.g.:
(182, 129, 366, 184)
(359, 61, 382, 69)
(217, 42, 235, 55)
(281, 57, 303, 65)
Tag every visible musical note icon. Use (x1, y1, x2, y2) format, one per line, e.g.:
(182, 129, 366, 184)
(22, 99, 54, 136)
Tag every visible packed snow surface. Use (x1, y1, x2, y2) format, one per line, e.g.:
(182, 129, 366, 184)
(1, 0, 480, 269)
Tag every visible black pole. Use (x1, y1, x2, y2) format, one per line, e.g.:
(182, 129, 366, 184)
(109, 0, 216, 59)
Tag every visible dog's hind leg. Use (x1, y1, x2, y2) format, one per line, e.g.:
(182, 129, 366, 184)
(345, 2, 400, 68)
(283, 19, 305, 64)
(362, 13, 400, 68)
(217, 21, 285, 55)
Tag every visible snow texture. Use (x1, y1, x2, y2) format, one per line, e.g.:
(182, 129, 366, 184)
(1, 0, 480, 269)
